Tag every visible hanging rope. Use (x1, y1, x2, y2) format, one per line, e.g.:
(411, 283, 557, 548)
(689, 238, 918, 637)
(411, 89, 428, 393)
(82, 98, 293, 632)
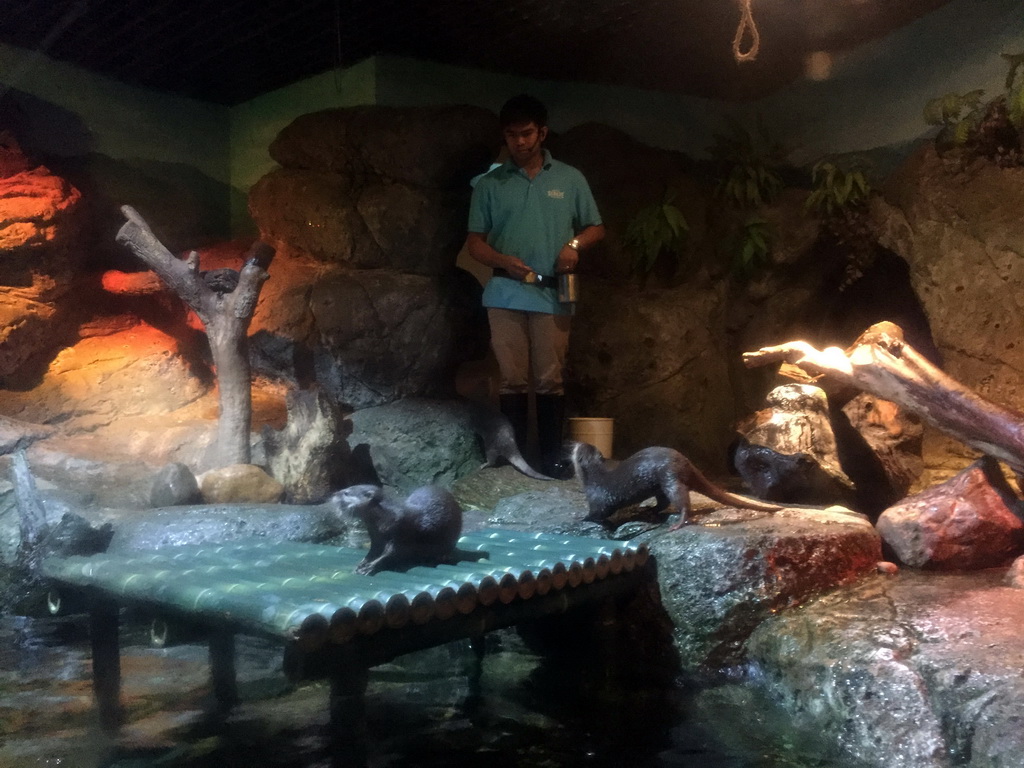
(732, 0, 760, 63)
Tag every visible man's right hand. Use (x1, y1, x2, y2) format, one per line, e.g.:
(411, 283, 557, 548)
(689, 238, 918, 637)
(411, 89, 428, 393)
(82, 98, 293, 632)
(502, 255, 534, 280)
(466, 232, 533, 279)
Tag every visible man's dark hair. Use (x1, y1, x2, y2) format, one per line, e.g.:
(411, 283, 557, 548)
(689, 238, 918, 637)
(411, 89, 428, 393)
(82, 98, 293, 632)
(499, 94, 548, 128)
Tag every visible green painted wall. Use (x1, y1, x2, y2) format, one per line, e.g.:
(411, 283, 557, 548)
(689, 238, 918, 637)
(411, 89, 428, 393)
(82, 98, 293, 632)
(0, 42, 228, 184)
(228, 58, 377, 234)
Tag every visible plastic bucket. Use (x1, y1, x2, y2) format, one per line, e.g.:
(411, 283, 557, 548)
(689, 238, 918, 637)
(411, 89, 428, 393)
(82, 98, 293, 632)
(568, 417, 614, 458)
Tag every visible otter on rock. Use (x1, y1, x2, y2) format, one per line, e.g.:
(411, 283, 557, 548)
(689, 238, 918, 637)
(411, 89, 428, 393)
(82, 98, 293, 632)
(571, 442, 782, 529)
(465, 400, 552, 481)
(331, 484, 487, 575)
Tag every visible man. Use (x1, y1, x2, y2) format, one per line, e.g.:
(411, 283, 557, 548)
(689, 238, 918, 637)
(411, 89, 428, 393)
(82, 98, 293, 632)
(466, 94, 605, 475)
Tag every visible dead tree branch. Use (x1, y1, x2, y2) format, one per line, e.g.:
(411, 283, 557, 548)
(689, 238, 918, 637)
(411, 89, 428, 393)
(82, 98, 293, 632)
(743, 321, 1024, 478)
(115, 205, 274, 466)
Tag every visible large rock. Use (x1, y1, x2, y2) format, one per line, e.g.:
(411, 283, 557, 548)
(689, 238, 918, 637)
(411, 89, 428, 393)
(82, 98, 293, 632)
(248, 168, 377, 266)
(876, 457, 1024, 570)
(0, 143, 83, 382)
(746, 569, 1024, 768)
(647, 506, 880, 669)
(874, 147, 1024, 476)
(0, 325, 208, 428)
(734, 383, 856, 505)
(249, 169, 469, 276)
(105, 502, 346, 553)
(268, 105, 497, 189)
(250, 105, 496, 278)
(567, 277, 735, 468)
(452, 467, 881, 672)
(312, 269, 486, 410)
(348, 398, 487, 495)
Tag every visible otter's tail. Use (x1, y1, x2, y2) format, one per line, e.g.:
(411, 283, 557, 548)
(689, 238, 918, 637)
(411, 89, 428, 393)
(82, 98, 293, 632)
(689, 465, 782, 513)
(508, 453, 553, 481)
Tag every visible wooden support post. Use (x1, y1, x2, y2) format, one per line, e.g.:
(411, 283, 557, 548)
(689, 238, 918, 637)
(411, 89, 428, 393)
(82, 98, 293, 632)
(89, 597, 122, 734)
(329, 648, 370, 768)
(465, 635, 487, 717)
(209, 628, 239, 714)
(595, 596, 621, 691)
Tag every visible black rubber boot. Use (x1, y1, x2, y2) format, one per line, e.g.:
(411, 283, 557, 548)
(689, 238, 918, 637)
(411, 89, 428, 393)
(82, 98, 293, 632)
(499, 393, 530, 456)
(536, 394, 569, 478)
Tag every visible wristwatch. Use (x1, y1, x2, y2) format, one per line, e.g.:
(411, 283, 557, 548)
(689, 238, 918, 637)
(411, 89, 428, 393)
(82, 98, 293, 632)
(566, 238, 581, 251)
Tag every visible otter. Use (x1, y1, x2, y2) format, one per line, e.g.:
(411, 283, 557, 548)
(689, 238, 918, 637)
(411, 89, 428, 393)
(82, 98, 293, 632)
(464, 400, 552, 481)
(331, 484, 487, 575)
(570, 442, 782, 529)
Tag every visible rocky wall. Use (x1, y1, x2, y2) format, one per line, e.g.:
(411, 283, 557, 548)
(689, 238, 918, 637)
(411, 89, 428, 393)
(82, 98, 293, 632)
(874, 147, 1024, 480)
(247, 105, 495, 408)
(0, 134, 84, 384)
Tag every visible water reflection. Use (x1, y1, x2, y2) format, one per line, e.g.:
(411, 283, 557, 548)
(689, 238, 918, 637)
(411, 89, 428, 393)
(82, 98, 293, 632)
(0, 615, 847, 768)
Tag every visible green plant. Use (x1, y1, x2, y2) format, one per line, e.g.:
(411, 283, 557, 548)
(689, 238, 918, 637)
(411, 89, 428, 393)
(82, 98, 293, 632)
(804, 160, 872, 218)
(923, 89, 987, 148)
(708, 115, 787, 209)
(803, 159, 878, 290)
(1002, 51, 1024, 128)
(923, 52, 1024, 166)
(731, 216, 772, 278)
(622, 194, 689, 276)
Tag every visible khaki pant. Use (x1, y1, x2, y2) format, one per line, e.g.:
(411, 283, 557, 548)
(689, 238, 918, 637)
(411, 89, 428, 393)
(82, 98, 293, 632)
(487, 308, 571, 396)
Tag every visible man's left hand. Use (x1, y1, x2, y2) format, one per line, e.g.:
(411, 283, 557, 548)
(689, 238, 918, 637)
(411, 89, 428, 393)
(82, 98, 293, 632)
(555, 245, 579, 274)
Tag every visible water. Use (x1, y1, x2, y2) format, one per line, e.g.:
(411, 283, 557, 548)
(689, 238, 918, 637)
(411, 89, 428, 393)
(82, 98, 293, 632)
(0, 615, 847, 768)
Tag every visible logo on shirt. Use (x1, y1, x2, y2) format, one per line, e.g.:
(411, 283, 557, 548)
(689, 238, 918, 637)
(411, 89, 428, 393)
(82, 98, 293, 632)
(547, 189, 565, 199)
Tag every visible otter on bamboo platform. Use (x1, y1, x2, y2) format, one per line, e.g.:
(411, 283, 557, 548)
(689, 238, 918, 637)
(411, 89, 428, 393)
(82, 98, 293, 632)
(570, 442, 782, 529)
(331, 484, 487, 575)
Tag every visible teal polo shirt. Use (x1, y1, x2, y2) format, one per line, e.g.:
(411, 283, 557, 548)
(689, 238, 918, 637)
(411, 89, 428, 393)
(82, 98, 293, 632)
(468, 150, 602, 315)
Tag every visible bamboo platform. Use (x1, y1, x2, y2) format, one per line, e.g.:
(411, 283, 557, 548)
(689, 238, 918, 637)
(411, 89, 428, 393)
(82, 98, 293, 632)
(42, 528, 652, 767)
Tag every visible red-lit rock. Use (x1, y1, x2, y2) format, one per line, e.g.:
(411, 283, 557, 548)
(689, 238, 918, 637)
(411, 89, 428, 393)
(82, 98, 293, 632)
(0, 141, 84, 380)
(0, 168, 81, 251)
(876, 457, 1024, 569)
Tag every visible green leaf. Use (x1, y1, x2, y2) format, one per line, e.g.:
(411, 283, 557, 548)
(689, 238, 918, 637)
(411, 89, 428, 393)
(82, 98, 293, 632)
(942, 92, 963, 122)
(953, 120, 973, 146)
(1009, 85, 1024, 128)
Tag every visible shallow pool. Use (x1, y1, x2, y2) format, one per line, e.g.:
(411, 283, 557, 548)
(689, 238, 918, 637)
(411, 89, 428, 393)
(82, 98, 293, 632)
(0, 614, 850, 768)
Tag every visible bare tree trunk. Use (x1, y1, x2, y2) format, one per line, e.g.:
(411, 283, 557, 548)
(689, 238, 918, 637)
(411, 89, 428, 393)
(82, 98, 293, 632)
(743, 321, 1024, 479)
(115, 205, 273, 467)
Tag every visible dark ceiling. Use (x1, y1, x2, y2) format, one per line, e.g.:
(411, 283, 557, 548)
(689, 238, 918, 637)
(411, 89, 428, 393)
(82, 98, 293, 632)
(0, 0, 954, 106)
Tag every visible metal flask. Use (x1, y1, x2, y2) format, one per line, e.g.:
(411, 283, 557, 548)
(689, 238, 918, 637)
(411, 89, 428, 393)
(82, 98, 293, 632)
(558, 273, 579, 304)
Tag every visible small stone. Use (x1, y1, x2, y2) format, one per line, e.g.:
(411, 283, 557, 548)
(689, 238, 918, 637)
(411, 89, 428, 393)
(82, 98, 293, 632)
(149, 462, 201, 507)
(198, 464, 285, 504)
(1005, 556, 1024, 589)
(876, 561, 900, 575)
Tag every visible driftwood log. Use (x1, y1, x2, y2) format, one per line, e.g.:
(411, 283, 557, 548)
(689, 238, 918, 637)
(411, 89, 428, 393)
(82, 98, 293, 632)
(743, 321, 1024, 483)
(115, 205, 273, 466)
